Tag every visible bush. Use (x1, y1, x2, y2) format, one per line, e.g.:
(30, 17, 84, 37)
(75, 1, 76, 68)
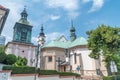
(13, 56, 27, 67)
(3, 66, 80, 77)
(0, 46, 6, 63)
(103, 75, 120, 80)
(58, 72, 80, 77)
(3, 66, 35, 74)
(5, 54, 17, 65)
(38, 70, 58, 75)
(0, 51, 6, 63)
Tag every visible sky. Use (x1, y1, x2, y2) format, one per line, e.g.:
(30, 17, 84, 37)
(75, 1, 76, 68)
(0, 0, 120, 45)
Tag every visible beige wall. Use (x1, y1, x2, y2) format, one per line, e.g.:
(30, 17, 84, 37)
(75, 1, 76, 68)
(40, 48, 66, 70)
(41, 46, 107, 76)
(5, 42, 36, 67)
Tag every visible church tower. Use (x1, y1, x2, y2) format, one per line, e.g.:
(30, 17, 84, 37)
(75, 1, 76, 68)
(13, 7, 32, 43)
(5, 7, 36, 67)
(70, 21, 76, 41)
(37, 24, 45, 46)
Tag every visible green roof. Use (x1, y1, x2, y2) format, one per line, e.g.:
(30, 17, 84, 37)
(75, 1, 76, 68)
(43, 37, 87, 49)
(18, 19, 31, 26)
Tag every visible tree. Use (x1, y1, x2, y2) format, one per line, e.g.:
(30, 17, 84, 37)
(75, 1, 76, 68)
(13, 56, 27, 67)
(0, 46, 6, 63)
(5, 54, 17, 65)
(86, 24, 120, 75)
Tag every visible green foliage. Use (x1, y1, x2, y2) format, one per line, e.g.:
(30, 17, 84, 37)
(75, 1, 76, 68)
(58, 72, 80, 77)
(3, 66, 80, 77)
(5, 54, 17, 65)
(38, 70, 58, 75)
(87, 25, 120, 74)
(0, 51, 6, 63)
(13, 56, 27, 67)
(0, 46, 6, 63)
(3, 66, 35, 74)
(103, 75, 120, 80)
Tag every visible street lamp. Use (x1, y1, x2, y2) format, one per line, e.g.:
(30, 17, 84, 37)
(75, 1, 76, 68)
(34, 25, 45, 80)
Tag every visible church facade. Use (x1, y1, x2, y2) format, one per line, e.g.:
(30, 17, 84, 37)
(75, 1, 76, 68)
(40, 24, 108, 76)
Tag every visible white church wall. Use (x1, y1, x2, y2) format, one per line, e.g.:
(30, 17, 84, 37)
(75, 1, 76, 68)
(70, 47, 97, 76)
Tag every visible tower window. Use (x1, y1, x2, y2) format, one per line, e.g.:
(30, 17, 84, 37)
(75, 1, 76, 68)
(21, 32, 27, 41)
(48, 56, 52, 62)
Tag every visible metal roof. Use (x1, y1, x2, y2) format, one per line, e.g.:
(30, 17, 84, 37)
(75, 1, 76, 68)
(43, 37, 87, 49)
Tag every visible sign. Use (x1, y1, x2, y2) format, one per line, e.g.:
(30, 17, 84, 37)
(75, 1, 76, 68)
(76, 65, 80, 71)
(0, 72, 8, 80)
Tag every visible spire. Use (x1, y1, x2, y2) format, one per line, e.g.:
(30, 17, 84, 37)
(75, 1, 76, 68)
(37, 24, 46, 46)
(21, 6, 28, 20)
(70, 20, 76, 41)
(18, 6, 30, 25)
(39, 24, 45, 37)
(70, 20, 75, 32)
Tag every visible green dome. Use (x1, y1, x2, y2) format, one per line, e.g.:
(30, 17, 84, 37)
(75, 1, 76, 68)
(18, 19, 31, 25)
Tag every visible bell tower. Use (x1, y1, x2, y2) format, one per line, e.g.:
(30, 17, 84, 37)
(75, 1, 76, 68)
(13, 7, 32, 43)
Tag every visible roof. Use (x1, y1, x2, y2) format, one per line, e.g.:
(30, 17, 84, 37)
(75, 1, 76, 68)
(43, 37, 87, 49)
(18, 19, 31, 26)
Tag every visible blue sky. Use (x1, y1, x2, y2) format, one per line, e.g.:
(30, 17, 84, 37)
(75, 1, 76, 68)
(1, 0, 120, 44)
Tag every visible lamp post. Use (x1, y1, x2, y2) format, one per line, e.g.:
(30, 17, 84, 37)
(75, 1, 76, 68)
(34, 25, 45, 80)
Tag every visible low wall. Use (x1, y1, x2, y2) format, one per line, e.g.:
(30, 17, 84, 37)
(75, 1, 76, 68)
(0, 70, 80, 80)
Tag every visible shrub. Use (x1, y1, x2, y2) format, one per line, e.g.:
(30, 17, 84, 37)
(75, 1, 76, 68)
(103, 75, 120, 80)
(13, 56, 27, 67)
(0, 51, 6, 63)
(3, 66, 80, 77)
(3, 66, 35, 74)
(38, 70, 58, 75)
(5, 54, 17, 65)
(58, 72, 80, 77)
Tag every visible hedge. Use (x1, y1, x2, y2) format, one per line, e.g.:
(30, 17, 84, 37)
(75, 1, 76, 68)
(3, 66, 35, 74)
(58, 72, 80, 77)
(38, 70, 58, 75)
(3, 66, 80, 77)
(103, 75, 120, 80)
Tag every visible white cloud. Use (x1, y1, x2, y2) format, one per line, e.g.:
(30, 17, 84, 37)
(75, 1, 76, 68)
(82, 0, 104, 12)
(46, 32, 63, 42)
(1, 0, 25, 43)
(88, 0, 104, 12)
(45, 0, 78, 11)
(82, 0, 91, 3)
(2, 34, 12, 45)
(67, 12, 80, 19)
(31, 37, 37, 45)
(45, 0, 80, 19)
(50, 15, 60, 20)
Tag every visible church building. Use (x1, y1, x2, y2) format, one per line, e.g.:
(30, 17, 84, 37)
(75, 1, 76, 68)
(5, 7, 108, 77)
(40, 22, 108, 76)
(5, 8, 36, 66)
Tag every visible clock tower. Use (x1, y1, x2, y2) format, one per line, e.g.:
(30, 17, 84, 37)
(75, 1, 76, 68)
(13, 7, 32, 43)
